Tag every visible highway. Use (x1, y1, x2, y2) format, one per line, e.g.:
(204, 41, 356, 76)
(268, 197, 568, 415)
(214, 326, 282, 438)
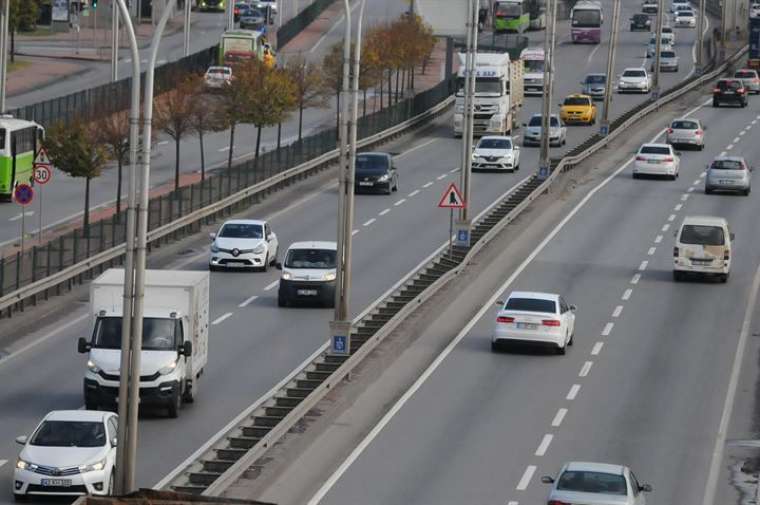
(0, 0, 716, 503)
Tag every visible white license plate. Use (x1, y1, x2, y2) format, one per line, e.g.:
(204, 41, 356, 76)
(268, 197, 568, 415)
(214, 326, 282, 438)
(516, 322, 538, 330)
(359, 182, 374, 186)
(297, 289, 318, 296)
(720, 180, 734, 184)
(41, 479, 72, 487)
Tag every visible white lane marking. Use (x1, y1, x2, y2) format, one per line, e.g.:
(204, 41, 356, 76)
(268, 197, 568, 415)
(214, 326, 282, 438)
(732, 137, 740, 143)
(218, 146, 230, 152)
(648, 247, 656, 256)
(394, 138, 438, 158)
(378, 208, 390, 216)
(535, 434, 553, 456)
(631, 273, 641, 284)
(622, 288, 632, 300)
(567, 384, 581, 400)
(579, 361, 593, 377)
(687, 187, 695, 193)
(0, 313, 89, 368)
(674, 203, 683, 211)
(552, 408, 568, 427)
(752, 120, 757, 125)
(720, 151, 727, 157)
(308, 0, 360, 53)
(408, 190, 420, 197)
(693, 178, 701, 185)
(9, 211, 34, 222)
(263, 280, 279, 291)
(591, 341, 604, 355)
(681, 194, 689, 201)
(612, 305, 623, 318)
(0, 460, 7, 469)
(700, 172, 706, 178)
(586, 43, 601, 64)
(450, 168, 460, 173)
(739, 131, 746, 136)
(516, 465, 537, 490)
(351, 229, 360, 236)
(745, 125, 752, 130)
(702, 263, 760, 505)
(639, 260, 649, 271)
(436, 174, 447, 180)
(211, 312, 233, 325)
(363, 218, 376, 227)
(727, 144, 734, 150)
(602, 322, 614, 336)
(662, 223, 670, 232)
(394, 199, 406, 206)
(158, 140, 169, 146)
(423, 181, 434, 188)
(668, 214, 676, 221)
(507, 502, 519, 505)
(239, 295, 258, 308)
(655, 234, 663, 243)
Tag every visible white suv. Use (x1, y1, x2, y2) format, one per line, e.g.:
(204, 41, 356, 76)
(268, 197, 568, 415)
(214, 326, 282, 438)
(276, 241, 337, 307)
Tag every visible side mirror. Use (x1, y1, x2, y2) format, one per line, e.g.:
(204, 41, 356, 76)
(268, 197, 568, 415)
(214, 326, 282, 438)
(209, 232, 216, 240)
(522, 123, 528, 127)
(495, 300, 504, 306)
(267, 233, 274, 241)
(541, 476, 555, 484)
(730, 232, 736, 240)
(15, 435, 27, 445)
(570, 304, 577, 311)
(77, 337, 91, 354)
(676, 151, 682, 157)
(111, 437, 118, 447)
(640, 484, 653, 492)
(180, 340, 193, 356)
(275, 262, 283, 270)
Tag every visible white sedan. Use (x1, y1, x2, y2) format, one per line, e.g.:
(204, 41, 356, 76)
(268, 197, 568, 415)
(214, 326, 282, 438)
(492, 291, 576, 354)
(14, 410, 118, 499)
(472, 135, 521, 171)
(633, 143, 680, 179)
(204, 65, 233, 89)
(618, 68, 651, 93)
(209, 219, 279, 271)
(675, 9, 697, 26)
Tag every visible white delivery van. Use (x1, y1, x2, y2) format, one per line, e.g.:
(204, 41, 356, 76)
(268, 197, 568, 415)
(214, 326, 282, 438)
(276, 241, 337, 307)
(79, 269, 210, 418)
(673, 216, 733, 282)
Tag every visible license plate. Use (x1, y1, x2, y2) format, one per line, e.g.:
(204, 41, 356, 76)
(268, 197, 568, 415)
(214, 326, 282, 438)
(41, 479, 72, 487)
(724, 91, 735, 94)
(359, 182, 374, 186)
(297, 289, 318, 296)
(516, 322, 538, 330)
(720, 180, 733, 184)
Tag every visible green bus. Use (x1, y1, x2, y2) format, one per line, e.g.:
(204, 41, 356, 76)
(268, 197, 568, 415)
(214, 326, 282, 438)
(218, 29, 275, 67)
(0, 117, 44, 201)
(493, 0, 530, 33)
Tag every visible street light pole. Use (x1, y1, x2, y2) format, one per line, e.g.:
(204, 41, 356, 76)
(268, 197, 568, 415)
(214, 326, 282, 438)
(461, 0, 478, 223)
(226, 0, 234, 30)
(696, 0, 706, 72)
(111, 0, 120, 81)
(539, 0, 557, 177)
(601, 0, 620, 135)
(183, 0, 191, 55)
(720, 0, 728, 60)
(0, 0, 8, 113)
(652, 0, 664, 93)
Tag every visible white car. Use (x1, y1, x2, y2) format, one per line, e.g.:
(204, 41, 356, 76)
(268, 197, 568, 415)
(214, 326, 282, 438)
(675, 9, 697, 26)
(254, 0, 277, 16)
(14, 410, 118, 499)
(472, 135, 521, 171)
(543, 461, 652, 505)
(204, 65, 232, 89)
(209, 219, 279, 271)
(666, 118, 705, 149)
(646, 34, 674, 57)
(633, 143, 680, 179)
(492, 291, 576, 354)
(618, 67, 651, 93)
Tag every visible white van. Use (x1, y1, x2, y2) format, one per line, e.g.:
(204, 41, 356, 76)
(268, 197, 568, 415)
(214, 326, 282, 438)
(276, 241, 337, 307)
(673, 216, 733, 282)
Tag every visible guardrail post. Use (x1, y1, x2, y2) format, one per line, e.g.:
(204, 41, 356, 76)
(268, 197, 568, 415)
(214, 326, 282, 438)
(15, 251, 22, 312)
(45, 242, 51, 300)
(58, 236, 64, 296)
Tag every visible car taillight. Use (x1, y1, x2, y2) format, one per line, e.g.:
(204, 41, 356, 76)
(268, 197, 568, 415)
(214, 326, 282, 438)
(713, 87, 721, 92)
(636, 155, 646, 161)
(497, 316, 515, 323)
(674, 246, 679, 257)
(667, 128, 673, 133)
(696, 129, 703, 135)
(542, 319, 561, 326)
(664, 156, 674, 162)
(548, 501, 570, 505)
(739, 87, 746, 94)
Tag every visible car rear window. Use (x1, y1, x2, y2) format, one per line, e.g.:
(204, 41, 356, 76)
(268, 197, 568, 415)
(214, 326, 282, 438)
(623, 69, 646, 77)
(671, 120, 697, 129)
(640, 145, 671, 155)
(557, 471, 628, 495)
(718, 80, 741, 90)
(711, 159, 745, 170)
(563, 97, 590, 106)
(735, 70, 757, 78)
(505, 297, 556, 313)
(680, 225, 725, 245)
(586, 75, 606, 83)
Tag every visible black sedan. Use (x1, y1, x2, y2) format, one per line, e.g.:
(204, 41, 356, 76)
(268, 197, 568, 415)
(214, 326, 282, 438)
(630, 13, 651, 30)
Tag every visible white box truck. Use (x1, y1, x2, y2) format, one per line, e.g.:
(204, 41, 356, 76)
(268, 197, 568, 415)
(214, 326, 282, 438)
(454, 51, 524, 136)
(78, 269, 210, 418)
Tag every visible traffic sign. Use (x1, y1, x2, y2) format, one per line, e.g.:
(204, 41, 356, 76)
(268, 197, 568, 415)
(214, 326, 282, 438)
(34, 146, 51, 167)
(438, 183, 466, 209)
(332, 335, 348, 354)
(14, 183, 34, 206)
(33, 165, 52, 185)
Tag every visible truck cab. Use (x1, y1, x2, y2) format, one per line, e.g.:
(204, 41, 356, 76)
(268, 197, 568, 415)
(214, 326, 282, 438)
(520, 47, 545, 95)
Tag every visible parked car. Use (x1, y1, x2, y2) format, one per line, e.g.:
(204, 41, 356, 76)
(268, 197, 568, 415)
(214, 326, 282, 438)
(651, 49, 679, 72)
(204, 65, 232, 89)
(13, 410, 119, 499)
(542, 461, 652, 505)
(276, 241, 337, 307)
(705, 156, 752, 195)
(354, 152, 399, 194)
(522, 113, 567, 147)
(559, 94, 597, 125)
(666, 118, 705, 150)
(618, 67, 651, 93)
(673, 215, 733, 282)
(713, 78, 748, 107)
(733, 68, 760, 94)
(209, 219, 279, 271)
(630, 13, 652, 30)
(633, 143, 680, 179)
(675, 9, 697, 26)
(581, 73, 607, 100)
(472, 136, 521, 171)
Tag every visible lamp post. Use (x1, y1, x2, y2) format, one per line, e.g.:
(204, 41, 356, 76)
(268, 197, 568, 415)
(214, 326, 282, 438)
(600, 0, 621, 136)
(539, 0, 557, 178)
(0, 0, 9, 113)
(696, 0, 706, 72)
(111, 0, 120, 81)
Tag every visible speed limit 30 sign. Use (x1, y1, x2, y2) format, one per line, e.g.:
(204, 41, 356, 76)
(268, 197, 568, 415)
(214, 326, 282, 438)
(33, 164, 52, 185)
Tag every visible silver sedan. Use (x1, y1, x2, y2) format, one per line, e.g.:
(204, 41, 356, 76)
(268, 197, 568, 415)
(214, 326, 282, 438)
(734, 68, 760, 94)
(705, 156, 752, 195)
(543, 461, 652, 505)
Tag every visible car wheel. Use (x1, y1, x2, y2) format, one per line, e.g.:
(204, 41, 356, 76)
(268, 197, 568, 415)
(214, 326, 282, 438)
(491, 341, 499, 352)
(673, 271, 684, 282)
(270, 251, 278, 266)
(720, 273, 729, 283)
(12, 494, 27, 502)
(633, 172, 640, 179)
(556, 344, 566, 355)
(394, 177, 399, 192)
(261, 254, 269, 273)
(568, 332, 574, 346)
(167, 388, 181, 418)
(209, 264, 218, 272)
(744, 188, 751, 196)
(385, 184, 392, 195)
(699, 143, 705, 151)
(107, 471, 115, 496)
(713, 99, 719, 107)
(278, 294, 289, 307)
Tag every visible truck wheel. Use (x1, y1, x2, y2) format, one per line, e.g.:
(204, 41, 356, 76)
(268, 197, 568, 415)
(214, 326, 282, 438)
(167, 388, 181, 418)
(278, 294, 289, 307)
(182, 380, 196, 403)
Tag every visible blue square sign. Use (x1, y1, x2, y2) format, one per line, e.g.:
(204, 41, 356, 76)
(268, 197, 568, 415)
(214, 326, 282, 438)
(332, 335, 348, 354)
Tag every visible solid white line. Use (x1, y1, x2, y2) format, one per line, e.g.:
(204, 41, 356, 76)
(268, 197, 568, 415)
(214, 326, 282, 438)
(516, 465, 537, 490)
(363, 218, 376, 227)
(263, 280, 279, 291)
(394, 199, 406, 206)
(648, 247, 656, 256)
(674, 203, 683, 211)
(579, 361, 593, 377)
(211, 312, 233, 325)
(639, 260, 648, 271)
(395, 138, 438, 158)
(436, 174, 447, 180)
(408, 190, 420, 197)
(238, 295, 258, 308)
(591, 341, 604, 355)
(535, 434, 553, 456)
(602, 322, 614, 336)
(612, 305, 623, 318)
(701, 263, 760, 505)
(662, 223, 670, 232)
(655, 234, 663, 243)
(668, 213, 677, 221)
(423, 182, 433, 188)
(631, 273, 641, 284)
(378, 208, 390, 216)
(351, 229, 360, 236)
(551, 408, 568, 427)
(0, 313, 89, 368)
(727, 144, 734, 150)
(567, 384, 581, 400)
(622, 288, 632, 300)
(586, 43, 601, 64)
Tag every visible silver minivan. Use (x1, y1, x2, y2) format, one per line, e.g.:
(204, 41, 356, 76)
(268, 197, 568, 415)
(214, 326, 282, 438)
(705, 156, 752, 195)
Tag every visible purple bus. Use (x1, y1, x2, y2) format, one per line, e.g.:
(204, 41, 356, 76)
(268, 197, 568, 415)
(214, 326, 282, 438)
(571, 1, 603, 43)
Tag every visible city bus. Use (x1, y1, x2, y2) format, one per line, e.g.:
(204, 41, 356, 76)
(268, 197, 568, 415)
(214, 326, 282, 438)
(527, 0, 547, 29)
(218, 29, 276, 67)
(493, 0, 530, 33)
(0, 117, 44, 201)
(570, 1, 603, 43)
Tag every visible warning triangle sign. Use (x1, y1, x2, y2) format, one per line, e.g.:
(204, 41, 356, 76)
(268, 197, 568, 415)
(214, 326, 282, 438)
(35, 146, 51, 166)
(438, 182, 466, 208)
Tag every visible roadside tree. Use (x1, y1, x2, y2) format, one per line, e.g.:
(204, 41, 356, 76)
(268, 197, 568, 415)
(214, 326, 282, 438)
(284, 54, 328, 141)
(154, 73, 198, 191)
(95, 111, 130, 215)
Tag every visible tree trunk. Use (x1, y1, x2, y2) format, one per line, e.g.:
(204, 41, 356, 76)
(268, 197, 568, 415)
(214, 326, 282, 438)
(379, 79, 384, 110)
(387, 69, 392, 106)
(298, 101, 304, 140)
(411, 66, 415, 91)
(277, 122, 282, 150)
(363, 88, 367, 117)
(227, 123, 236, 169)
(395, 69, 401, 103)
(174, 136, 181, 191)
(255, 125, 263, 158)
(199, 129, 206, 180)
(116, 159, 123, 216)
(83, 176, 91, 239)
(10, 30, 15, 64)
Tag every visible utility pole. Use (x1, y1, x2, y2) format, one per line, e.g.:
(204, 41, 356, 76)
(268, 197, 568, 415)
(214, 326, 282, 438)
(0, 0, 8, 113)
(601, 0, 620, 135)
(183, 0, 191, 55)
(111, 0, 120, 81)
(460, 0, 478, 224)
(226, 0, 234, 30)
(721, 0, 728, 60)
(652, 0, 664, 95)
(538, 0, 557, 178)
(696, 0, 706, 72)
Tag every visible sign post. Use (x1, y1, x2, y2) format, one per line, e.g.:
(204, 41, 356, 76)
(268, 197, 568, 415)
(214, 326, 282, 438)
(438, 182, 466, 259)
(34, 147, 53, 244)
(14, 183, 34, 256)
(329, 320, 352, 357)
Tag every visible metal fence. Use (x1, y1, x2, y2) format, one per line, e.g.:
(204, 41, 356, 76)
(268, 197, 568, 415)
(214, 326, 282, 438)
(0, 78, 454, 317)
(276, 0, 334, 50)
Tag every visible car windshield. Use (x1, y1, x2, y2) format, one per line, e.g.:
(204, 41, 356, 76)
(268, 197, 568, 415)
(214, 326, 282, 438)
(524, 59, 544, 72)
(478, 138, 512, 149)
(640, 145, 670, 155)
(557, 471, 628, 495)
(736, 71, 757, 78)
(680, 225, 725, 245)
(633, 14, 648, 21)
(355, 154, 389, 174)
(505, 297, 556, 313)
(528, 116, 560, 127)
(30, 421, 107, 448)
(671, 120, 698, 129)
(586, 75, 606, 83)
(92, 317, 179, 351)
(208, 67, 231, 75)
(564, 97, 590, 106)
(623, 69, 646, 77)
(711, 159, 745, 170)
(284, 248, 337, 269)
(219, 223, 263, 239)
(677, 10, 693, 15)
(495, 3, 523, 17)
(572, 9, 601, 26)
(457, 78, 503, 96)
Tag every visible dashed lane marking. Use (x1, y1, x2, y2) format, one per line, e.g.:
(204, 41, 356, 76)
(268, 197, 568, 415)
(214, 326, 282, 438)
(648, 247, 656, 256)
(212, 313, 232, 325)
(687, 187, 695, 193)
(733, 137, 740, 143)
(552, 408, 568, 427)
(693, 179, 701, 185)
(394, 138, 439, 158)
(579, 361, 593, 377)
(379, 208, 390, 216)
(639, 260, 649, 271)
(622, 289, 632, 300)
(363, 218, 376, 227)
(0, 460, 6, 469)
(264, 280, 279, 291)
(602, 322, 614, 336)
(219, 146, 230, 152)
(516, 465, 537, 490)
(681, 194, 689, 201)
(450, 168, 460, 173)
(631, 273, 641, 284)
(591, 342, 604, 355)
(727, 144, 734, 150)
(408, 190, 420, 197)
(351, 229, 359, 236)
(567, 384, 581, 400)
(436, 174, 447, 180)
(668, 214, 677, 221)
(720, 150, 727, 156)
(423, 182, 433, 188)
(535, 434, 553, 456)
(662, 223, 670, 232)
(739, 131, 746, 136)
(158, 140, 169, 146)
(239, 295, 258, 308)
(655, 234, 663, 243)
(674, 204, 682, 211)
(612, 305, 623, 318)
(394, 199, 406, 206)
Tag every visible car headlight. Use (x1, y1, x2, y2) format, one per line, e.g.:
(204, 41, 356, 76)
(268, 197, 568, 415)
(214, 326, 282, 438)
(281, 271, 292, 280)
(158, 360, 178, 376)
(87, 360, 100, 373)
(16, 459, 36, 471)
(79, 459, 106, 473)
(253, 243, 266, 254)
(210, 243, 220, 253)
(377, 174, 390, 182)
(323, 272, 336, 281)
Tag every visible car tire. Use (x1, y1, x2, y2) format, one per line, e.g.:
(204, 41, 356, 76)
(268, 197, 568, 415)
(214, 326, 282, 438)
(385, 184, 392, 196)
(209, 264, 218, 272)
(670, 173, 677, 181)
(556, 344, 566, 355)
(167, 388, 181, 418)
(713, 99, 719, 107)
(394, 178, 399, 192)
(720, 273, 729, 283)
(633, 172, 640, 179)
(568, 332, 574, 346)
(705, 187, 713, 194)
(261, 254, 269, 273)
(699, 143, 705, 151)
(491, 341, 499, 352)
(12, 494, 27, 502)
(673, 271, 684, 282)
(108, 471, 115, 496)
(744, 188, 751, 196)
(278, 294, 289, 307)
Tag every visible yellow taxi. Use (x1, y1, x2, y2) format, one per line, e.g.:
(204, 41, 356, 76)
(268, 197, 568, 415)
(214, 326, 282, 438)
(559, 94, 597, 125)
